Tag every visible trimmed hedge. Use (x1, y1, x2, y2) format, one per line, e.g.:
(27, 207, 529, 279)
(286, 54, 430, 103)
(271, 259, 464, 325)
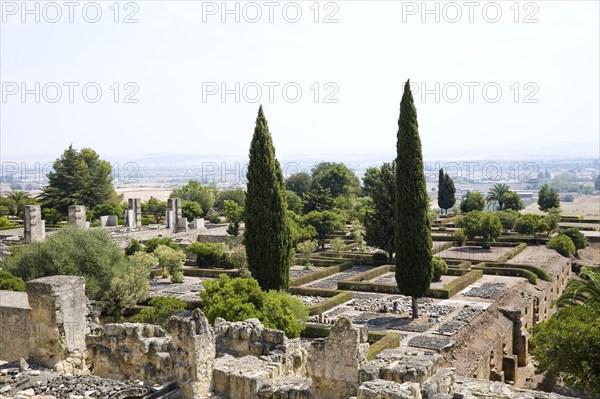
(288, 286, 344, 297)
(445, 268, 471, 276)
(486, 262, 552, 282)
(432, 241, 453, 254)
(290, 262, 353, 287)
(182, 267, 239, 278)
(341, 265, 391, 283)
(495, 242, 527, 263)
(426, 269, 483, 299)
(317, 252, 386, 266)
(307, 291, 353, 316)
(472, 265, 537, 285)
(367, 333, 401, 360)
(305, 257, 353, 268)
(302, 323, 331, 338)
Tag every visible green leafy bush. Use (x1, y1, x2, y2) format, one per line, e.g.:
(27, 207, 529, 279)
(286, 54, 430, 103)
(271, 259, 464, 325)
(453, 228, 466, 245)
(547, 235, 576, 257)
(187, 242, 224, 267)
(0, 216, 12, 228)
(200, 275, 308, 338)
(330, 237, 346, 257)
(530, 305, 600, 394)
(0, 270, 26, 291)
(432, 257, 448, 282)
(125, 239, 143, 256)
(135, 296, 187, 327)
(3, 226, 128, 300)
(144, 237, 180, 253)
(206, 209, 221, 224)
(561, 227, 588, 250)
(227, 244, 250, 277)
(296, 240, 318, 267)
(155, 245, 185, 283)
(104, 252, 155, 318)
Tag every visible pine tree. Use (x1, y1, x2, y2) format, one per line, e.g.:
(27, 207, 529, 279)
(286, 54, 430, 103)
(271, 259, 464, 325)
(538, 184, 560, 212)
(245, 106, 293, 291)
(395, 80, 433, 319)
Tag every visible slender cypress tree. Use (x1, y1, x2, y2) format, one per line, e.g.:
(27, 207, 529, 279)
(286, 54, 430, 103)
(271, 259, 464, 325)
(438, 169, 456, 214)
(395, 80, 433, 319)
(245, 106, 293, 291)
(437, 169, 446, 214)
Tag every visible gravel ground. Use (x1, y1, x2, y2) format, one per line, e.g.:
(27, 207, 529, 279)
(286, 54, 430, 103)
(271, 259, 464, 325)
(306, 266, 371, 289)
(408, 335, 452, 351)
(464, 283, 506, 300)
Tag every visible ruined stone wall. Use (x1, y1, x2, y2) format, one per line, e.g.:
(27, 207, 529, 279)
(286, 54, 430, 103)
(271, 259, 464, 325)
(307, 316, 369, 399)
(0, 276, 89, 374)
(85, 323, 173, 384)
(26, 276, 89, 374)
(0, 291, 31, 362)
(85, 310, 216, 398)
(214, 318, 288, 357)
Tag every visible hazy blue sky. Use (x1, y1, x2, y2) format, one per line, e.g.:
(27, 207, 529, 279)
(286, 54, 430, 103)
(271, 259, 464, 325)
(1, 1, 599, 161)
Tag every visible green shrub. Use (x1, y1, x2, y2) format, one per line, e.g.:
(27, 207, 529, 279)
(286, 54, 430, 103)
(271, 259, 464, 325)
(187, 242, 224, 267)
(296, 240, 319, 267)
(3, 226, 128, 300)
(141, 216, 151, 226)
(200, 275, 308, 338)
(432, 257, 448, 282)
(207, 209, 221, 224)
(453, 228, 466, 245)
(145, 237, 180, 253)
(155, 245, 185, 283)
(547, 235, 576, 257)
(495, 242, 527, 263)
(0, 270, 26, 291)
(42, 208, 63, 224)
(330, 238, 346, 257)
(104, 252, 155, 318)
(561, 227, 588, 250)
(125, 239, 143, 256)
(372, 251, 389, 263)
(228, 244, 250, 277)
(0, 216, 11, 228)
(135, 296, 187, 327)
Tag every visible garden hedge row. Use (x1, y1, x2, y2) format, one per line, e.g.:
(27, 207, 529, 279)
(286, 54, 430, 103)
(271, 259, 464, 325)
(487, 262, 551, 282)
(182, 267, 239, 278)
(290, 262, 353, 287)
(495, 243, 527, 263)
(472, 264, 537, 285)
(307, 291, 354, 316)
(367, 333, 401, 360)
(426, 269, 483, 299)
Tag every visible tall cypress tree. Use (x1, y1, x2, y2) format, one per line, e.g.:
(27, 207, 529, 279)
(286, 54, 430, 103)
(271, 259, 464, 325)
(438, 169, 456, 214)
(245, 106, 293, 291)
(395, 80, 433, 319)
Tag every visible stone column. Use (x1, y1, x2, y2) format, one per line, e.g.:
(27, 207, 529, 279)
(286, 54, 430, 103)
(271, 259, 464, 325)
(124, 209, 135, 227)
(26, 276, 89, 373)
(24, 205, 45, 243)
(168, 309, 216, 399)
(68, 205, 87, 228)
(168, 198, 183, 232)
(128, 198, 142, 227)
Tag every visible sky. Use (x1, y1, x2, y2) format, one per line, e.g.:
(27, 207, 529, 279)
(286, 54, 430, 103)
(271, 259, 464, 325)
(1, 0, 599, 162)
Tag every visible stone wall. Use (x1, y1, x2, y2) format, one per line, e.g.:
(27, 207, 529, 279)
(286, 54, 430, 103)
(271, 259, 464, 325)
(23, 205, 45, 243)
(214, 318, 287, 357)
(0, 291, 31, 362)
(85, 323, 173, 384)
(26, 276, 89, 374)
(307, 316, 369, 399)
(68, 205, 87, 228)
(0, 276, 89, 373)
(86, 310, 216, 398)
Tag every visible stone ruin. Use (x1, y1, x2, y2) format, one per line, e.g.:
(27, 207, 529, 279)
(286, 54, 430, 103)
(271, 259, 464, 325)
(68, 205, 87, 228)
(167, 198, 187, 233)
(0, 275, 578, 399)
(23, 205, 44, 244)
